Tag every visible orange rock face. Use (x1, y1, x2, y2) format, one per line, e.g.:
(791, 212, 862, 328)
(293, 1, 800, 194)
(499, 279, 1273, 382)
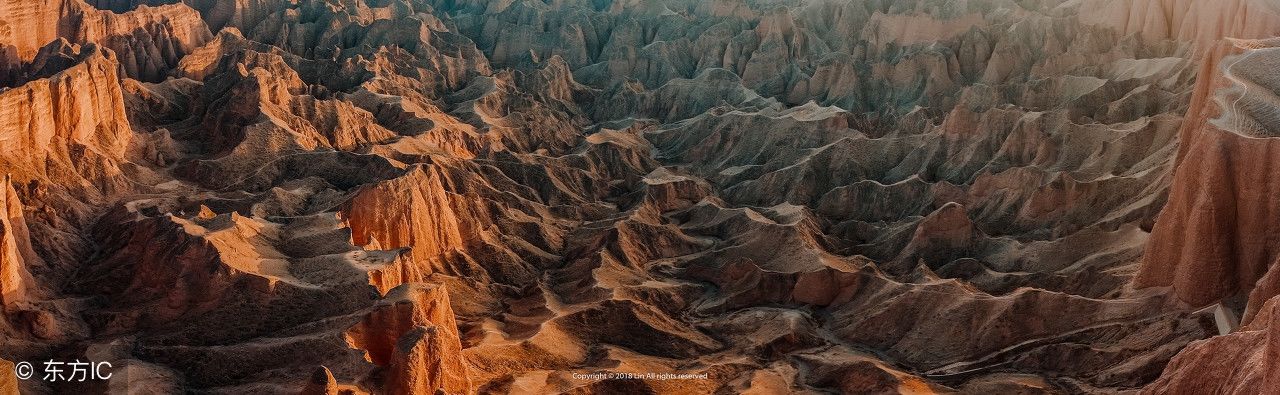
(341, 165, 467, 270)
(0, 359, 16, 395)
(0, 176, 37, 309)
(0, 42, 131, 176)
(345, 284, 472, 394)
(0, 0, 211, 81)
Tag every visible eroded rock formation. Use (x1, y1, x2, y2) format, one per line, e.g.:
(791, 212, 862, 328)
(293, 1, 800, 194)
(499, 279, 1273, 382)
(1134, 36, 1280, 395)
(0, 0, 1277, 394)
(0, 0, 211, 82)
(0, 176, 37, 310)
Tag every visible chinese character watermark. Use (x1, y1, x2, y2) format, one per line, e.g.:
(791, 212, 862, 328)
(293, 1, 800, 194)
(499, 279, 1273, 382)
(13, 360, 111, 382)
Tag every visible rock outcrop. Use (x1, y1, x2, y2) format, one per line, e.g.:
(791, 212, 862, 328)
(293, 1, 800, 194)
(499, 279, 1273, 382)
(1135, 38, 1280, 320)
(1135, 36, 1280, 395)
(0, 41, 131, 178)
(0, 176, 38, 309)
(0, 39, 137, 286)
(0, 0, 212, 82)
(1143, 295, 1280, 394)
(345, 283, 472, 394)
(0, 359, 16, 395)
(297, 366, 339, 395)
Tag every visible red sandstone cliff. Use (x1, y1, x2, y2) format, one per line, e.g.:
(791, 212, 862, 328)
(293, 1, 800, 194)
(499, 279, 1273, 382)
(1135, 36, 1280, 395)
(1135, 38, 1280, 321)
(0, 42, 131, 162)
(0, 176, 38, 309)
(0, 0, 211, 81)
(344, 283, 473, 394)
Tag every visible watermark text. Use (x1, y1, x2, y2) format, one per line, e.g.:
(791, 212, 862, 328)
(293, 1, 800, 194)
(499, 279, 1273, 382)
(12, 360, 112, 382)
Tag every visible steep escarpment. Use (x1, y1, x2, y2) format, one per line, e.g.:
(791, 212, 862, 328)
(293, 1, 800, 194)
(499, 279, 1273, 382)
(0, 40, 134, 278)
(0, 0, 211, 82)
(1076, 0, 1280, 50)
(1135, 38, 1280, 320)
(0, 177, 38, 310)
(1134, 37, 1280, 395)
(0, 36, 139, 384)
(345, 283, 472, 394)
(0, 0, 1271, 394)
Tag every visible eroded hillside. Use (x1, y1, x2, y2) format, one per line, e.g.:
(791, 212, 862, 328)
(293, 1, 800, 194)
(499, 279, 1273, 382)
(1, 0, 1279, 394)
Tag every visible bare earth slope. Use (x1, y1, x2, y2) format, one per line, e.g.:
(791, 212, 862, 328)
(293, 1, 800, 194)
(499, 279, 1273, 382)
(1, 0, 1280, 394)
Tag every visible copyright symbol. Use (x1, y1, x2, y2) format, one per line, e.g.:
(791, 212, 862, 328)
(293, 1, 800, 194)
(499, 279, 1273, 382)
(13, 361, 32, 380)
